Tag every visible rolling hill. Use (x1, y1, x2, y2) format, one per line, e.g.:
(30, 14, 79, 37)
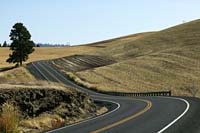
(51, 19, 200, 97)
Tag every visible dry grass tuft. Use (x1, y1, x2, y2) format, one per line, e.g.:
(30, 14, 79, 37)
(50, 117, 65, 130)
(0, 102, 19, 133)
(20, 114, 65, 131)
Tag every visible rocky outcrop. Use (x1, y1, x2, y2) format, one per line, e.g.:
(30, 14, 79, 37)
(0, 88, 96, 118)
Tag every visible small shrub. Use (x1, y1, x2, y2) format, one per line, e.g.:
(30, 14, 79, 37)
(0, 102, 19, 133)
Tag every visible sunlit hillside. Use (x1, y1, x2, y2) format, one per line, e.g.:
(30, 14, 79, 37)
(53, 19, 200, 97)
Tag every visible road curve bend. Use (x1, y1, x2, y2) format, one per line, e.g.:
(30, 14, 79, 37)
(27, 61, 200, 133)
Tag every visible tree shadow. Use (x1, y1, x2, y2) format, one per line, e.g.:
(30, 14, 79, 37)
(0, 65, 18, 72)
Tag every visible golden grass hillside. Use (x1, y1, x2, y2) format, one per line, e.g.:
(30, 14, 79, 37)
(53, 19, 200, 97)
(0, 45, 98, 68)
(98, 20, 200, 60)
(85, 32, 154, 47)
(0, 32, 152, 69)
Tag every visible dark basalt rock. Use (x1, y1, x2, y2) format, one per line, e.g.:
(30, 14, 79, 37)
(0, 88, 95, 118)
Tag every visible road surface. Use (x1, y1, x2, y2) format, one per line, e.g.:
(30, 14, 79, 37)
(27, 61, 200, 133)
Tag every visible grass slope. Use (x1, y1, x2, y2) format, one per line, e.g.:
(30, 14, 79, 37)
(54, 19, 200, 97)
(0, 45, 98, 68)
(50, 32, 152, 72)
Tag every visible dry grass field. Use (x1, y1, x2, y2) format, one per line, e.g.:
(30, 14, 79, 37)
(52, 19, 200, 97)
(0, 32, 152, 69)
(0, 45, 98, 68)
(1, 19, 200, 97)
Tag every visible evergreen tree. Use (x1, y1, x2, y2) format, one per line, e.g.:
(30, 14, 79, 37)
(6, 23, 35, 66)
(2, 41, 7, 47)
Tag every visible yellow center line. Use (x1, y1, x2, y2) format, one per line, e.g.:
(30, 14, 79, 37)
(90, 99, 152, 133)
(37, 63, 152, 133)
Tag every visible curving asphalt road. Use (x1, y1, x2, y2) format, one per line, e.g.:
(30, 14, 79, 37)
(27, 61, 200, 133)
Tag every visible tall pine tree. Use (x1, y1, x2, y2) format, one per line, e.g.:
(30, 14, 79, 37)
(7, 23, 35, 66)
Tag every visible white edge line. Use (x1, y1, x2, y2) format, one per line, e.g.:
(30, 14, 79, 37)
(31, 62, 50, 81)
(32, 62, 190, 132)
(157, 97, 190, 133)
(41, 61, 104, 97)
(41, 61, 79, 85)
(37, 62, 62, 82)
(41, 61, 98, 93)
(31, 61, 121, 133)
(46, 99, 120, 133)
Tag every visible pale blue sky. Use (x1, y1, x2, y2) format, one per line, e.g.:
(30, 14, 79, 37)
(0, 0, 200, 45)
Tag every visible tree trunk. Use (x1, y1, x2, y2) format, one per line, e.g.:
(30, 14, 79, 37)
(20, 60, 22, 66)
